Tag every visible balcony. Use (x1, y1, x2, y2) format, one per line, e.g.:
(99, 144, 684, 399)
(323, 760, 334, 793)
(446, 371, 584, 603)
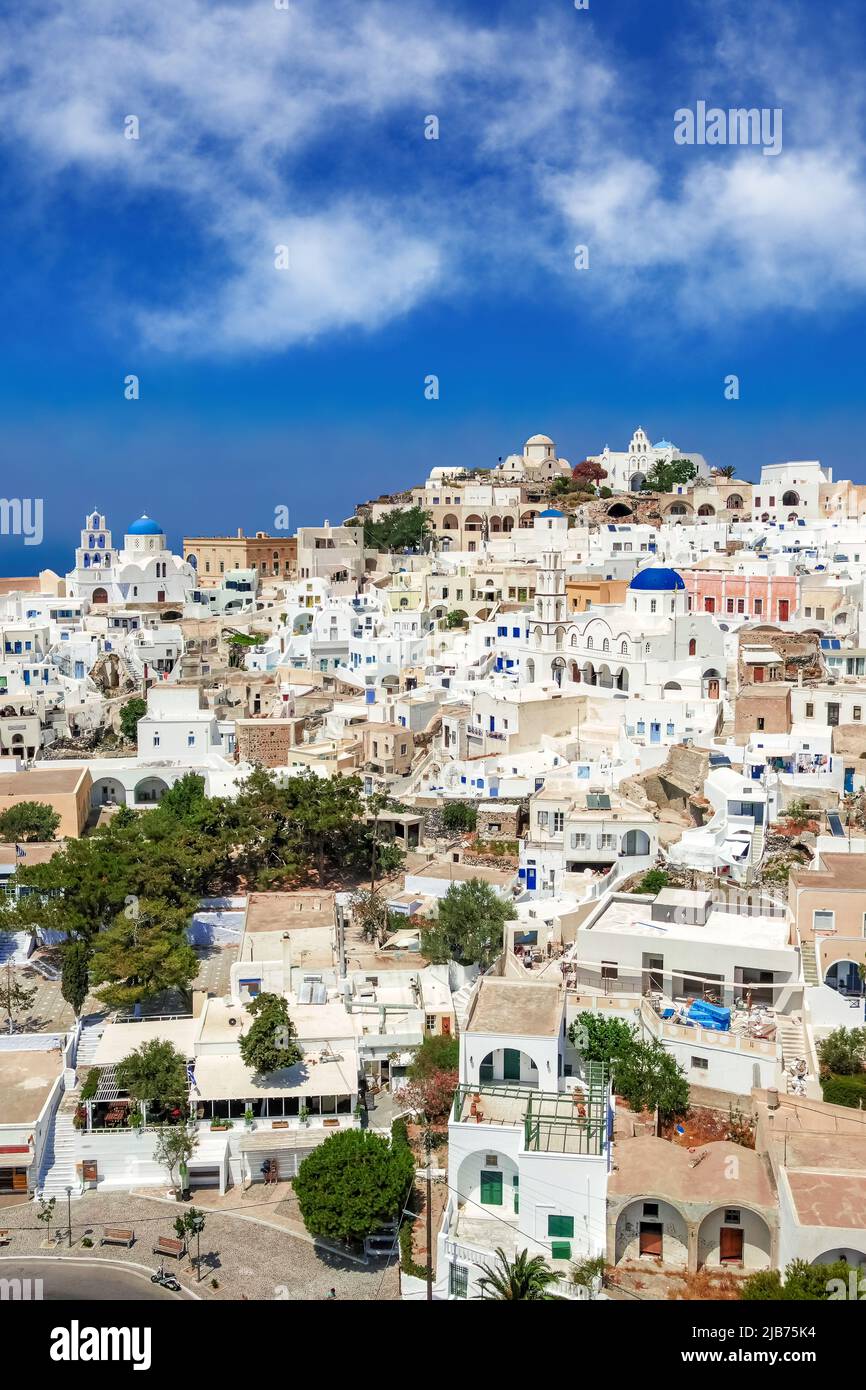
(452, 1069, 608, 1156)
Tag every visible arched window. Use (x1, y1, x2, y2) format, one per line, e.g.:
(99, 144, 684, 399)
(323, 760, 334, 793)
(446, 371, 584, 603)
(586, 636, 593, 650)
(689, 638, 696, 656)
(570, 632, 578, 647)
(602, 639, 610, 653)
(620, 640, 628, 655)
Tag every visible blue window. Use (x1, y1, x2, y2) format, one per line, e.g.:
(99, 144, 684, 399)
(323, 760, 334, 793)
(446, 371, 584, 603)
(460, 776, 466, 784)
(512, 627, 520, 637)
(577, 766, 590, 779)
(497, 625, 507, 636)
(637, 721, 645, 735)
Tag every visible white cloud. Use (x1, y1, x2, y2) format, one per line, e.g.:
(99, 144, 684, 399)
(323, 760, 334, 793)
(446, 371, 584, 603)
(2, 0, 866, 350)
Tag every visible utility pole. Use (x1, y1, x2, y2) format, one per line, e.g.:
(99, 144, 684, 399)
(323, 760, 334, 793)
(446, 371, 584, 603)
(424, 1126, 433, 1302)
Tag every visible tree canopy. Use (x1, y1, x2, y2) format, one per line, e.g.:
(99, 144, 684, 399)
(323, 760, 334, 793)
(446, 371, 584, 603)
(422, 878, 516, 968)
(645, 458, 697, 493)
(115, 1038, 189, 1113)
(0, 801, 60, 842)
(569, 1010, 689, 1122)
(363, 506, 430, 553)
(294, 1129, 415, 1243)
(238, 992, 302, 1075)
(119, 697, 147, 742)
(740, 1258, 856, 1301)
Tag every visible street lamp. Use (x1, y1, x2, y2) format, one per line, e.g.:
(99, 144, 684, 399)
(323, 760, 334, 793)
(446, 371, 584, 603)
(65, 1185, 72, 1248)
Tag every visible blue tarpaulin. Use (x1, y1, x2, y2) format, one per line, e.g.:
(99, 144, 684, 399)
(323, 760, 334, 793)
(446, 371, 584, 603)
(688, 999, 731, 1032)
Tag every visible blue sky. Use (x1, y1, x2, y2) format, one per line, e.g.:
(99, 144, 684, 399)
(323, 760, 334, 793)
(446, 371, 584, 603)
(2, 0, 866, 573)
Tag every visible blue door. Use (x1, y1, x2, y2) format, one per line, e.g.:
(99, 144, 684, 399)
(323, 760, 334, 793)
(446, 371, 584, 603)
(526, 866, 537, 891)
(650, 722, 661, 744)
(845, 766, 855, 794)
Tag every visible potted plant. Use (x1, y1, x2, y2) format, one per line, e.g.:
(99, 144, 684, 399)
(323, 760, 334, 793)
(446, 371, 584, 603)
(127, 1104, 143, 1132)
(299, 1106, 310, 1127)
(244, 1106, 255, 1131)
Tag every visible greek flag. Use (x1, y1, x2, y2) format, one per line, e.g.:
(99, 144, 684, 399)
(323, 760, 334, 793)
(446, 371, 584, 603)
(186, 1061, 198, 1094)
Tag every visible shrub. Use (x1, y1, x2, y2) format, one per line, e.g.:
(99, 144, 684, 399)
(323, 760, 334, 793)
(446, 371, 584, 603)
(399, 1217, 428, 1280)
(817, 1027, 866, 1077)
(408, 1033, 459, 1079)
(821, 1073, 866, 1108)
(441, 801, 477, 833)
(635, 868, 669, 895)
(80, 1068, 100, 1102)
(294, 1129, 415, 1244)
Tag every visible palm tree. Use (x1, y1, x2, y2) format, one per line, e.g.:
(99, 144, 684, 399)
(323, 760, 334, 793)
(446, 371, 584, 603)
(716, 464, 737, 479)
(476, 1247, 563, 1300)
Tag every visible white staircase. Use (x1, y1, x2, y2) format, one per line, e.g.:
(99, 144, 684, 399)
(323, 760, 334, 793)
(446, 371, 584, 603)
(38, 1103, 80, 1200)
(800, 939, 820, 987)
(777, 1015, 807, 1068)
(452, 983, 474, 1034)
(75, 1013, 107, 1067)
(749, 824, 765, 867)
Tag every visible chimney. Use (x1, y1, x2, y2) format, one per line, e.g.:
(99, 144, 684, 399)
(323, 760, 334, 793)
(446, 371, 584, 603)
(237, 527, 243, 539)
(767, 1087, 780, 1110)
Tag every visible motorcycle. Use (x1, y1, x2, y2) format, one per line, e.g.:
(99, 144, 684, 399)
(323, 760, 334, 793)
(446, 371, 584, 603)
(151, 1261, 181, 1293)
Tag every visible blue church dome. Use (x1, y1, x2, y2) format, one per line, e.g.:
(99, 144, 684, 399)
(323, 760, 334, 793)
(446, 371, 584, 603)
(628, 566, 685, 592)
(128, 515, 163, 536)
(538, 508, 564, 518)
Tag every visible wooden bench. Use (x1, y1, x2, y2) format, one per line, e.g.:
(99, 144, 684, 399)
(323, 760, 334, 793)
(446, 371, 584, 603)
(153, 1235, 185, 1260)
(272, 1120, 289, 1129)
(101, 1226, 134, 1248)
(322, 1118, 340, 1127)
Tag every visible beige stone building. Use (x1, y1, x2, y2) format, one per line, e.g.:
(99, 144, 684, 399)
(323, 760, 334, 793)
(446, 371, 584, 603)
(234, 717, 305, 768)
(363, 722, 414, 777)
(0, 766, 92, 838)
(183, 530, 297, 585)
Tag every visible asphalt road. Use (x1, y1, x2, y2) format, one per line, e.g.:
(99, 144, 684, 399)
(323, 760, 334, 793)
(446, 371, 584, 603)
(0, 1258, 194, 1301)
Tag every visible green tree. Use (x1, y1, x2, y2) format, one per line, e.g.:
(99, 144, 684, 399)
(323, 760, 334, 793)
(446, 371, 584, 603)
(0, 966, 37, 1033)
(174, 1206, 207, 1281)
(408, 1033, 459, 1079)
(363, 506, 430, 553)
(119, 697, 148, 742)
(817, 1027, 866, 1076)
(36, 1196, 57, 1246)
(645, 458, 697, 493)
(0, 801, 61, 842)
(422, 878, 516, 968)
(60, 940, 91, 1018)
(476, 1248, 563, 1301)
(116, 1038, 190, 1117)
(445, 609, 468, 629)
(442, 801, 477, 833)
(613, 1038, 689, 1123)
(238, 992, 302, 1075)
(89, 899, 199, 1011)
(294, 1129, 415, 1244)
(152, 1122, 199, 1193)
(569, 1012, 637, 1065)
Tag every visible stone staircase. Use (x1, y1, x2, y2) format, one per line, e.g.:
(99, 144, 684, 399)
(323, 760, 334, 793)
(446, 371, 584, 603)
(452, 982, 475, 1035)
(749, 824, 765, 867)
(777, 1015, 808, 1068)
(799, 939, 820, 987)
(38, 1099, 81, 1200)
(75, 1012, 108, 1068)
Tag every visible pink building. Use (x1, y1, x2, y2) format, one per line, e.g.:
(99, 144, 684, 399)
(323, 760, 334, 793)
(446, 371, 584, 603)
(683, 570, 798, 624)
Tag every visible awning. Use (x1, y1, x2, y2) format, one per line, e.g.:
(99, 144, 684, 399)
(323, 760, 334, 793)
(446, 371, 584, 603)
(0, 1148, 34, 1167)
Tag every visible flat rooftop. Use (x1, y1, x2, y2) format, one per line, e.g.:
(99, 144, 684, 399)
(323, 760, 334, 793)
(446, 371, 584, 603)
(608, 1136, 776, 1211)
(465, 977, 562, 1037)
(0, 1045, 64, 1125)
(245, 891, 335, 934)
(0, 767, 86, 795)
(583, 895, 790, 952)
(791, 854, 866, 891)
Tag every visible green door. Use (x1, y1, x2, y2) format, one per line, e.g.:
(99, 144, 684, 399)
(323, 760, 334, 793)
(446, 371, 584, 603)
(480, 1170, 503, 1206)
(503, 1048, 521, 1081)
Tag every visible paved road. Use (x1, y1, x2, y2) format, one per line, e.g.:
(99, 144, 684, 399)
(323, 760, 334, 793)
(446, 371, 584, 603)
(0, 1258, 193, 1301)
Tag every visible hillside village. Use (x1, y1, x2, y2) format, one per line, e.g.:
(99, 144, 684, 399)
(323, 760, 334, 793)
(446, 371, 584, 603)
(1, 427, 866, 1301)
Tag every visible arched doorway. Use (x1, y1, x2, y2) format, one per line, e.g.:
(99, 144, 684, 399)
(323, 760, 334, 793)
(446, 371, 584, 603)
(726, 494, 744, 511)
(134, 777, 170, 805)
(477, 1048, 541, 1088)
(616, 668, 629, 691)
(629, 473, 646, 492)
(782, 490, 800, 507)
(525, 658, 535, 682)
(703, 669, 722, 699)
(551, 657, 566, 687)
(91, 778, 127, 808)
(825, 959, 864, 997)
(614, 1198, 689, 1267)
(622, 829, 651, 856)
(91, 587, 109, 604)
(697, 504, 715, 517)
(697, 1206, 771, 1271)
